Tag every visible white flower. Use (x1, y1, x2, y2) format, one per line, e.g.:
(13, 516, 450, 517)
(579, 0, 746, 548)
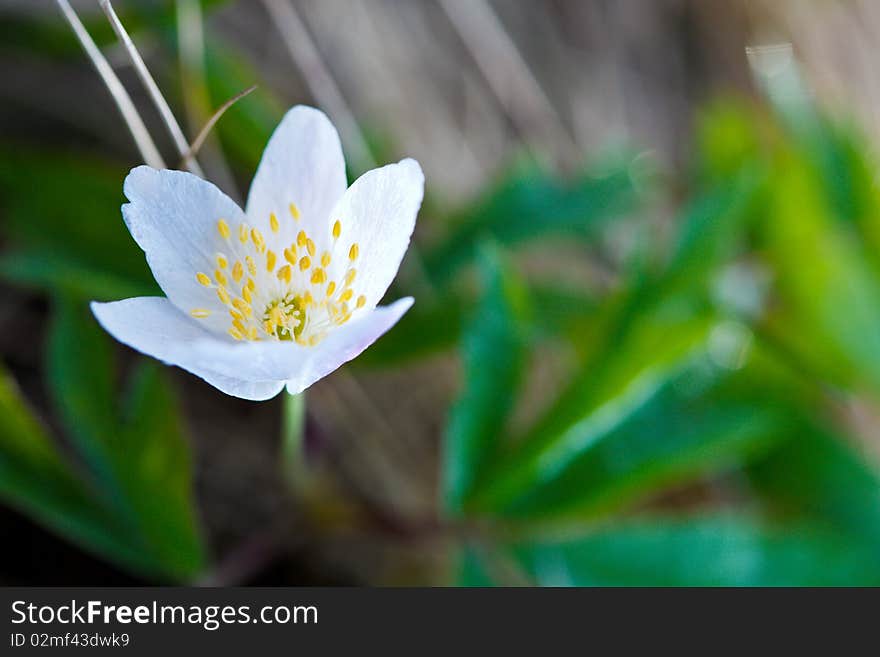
(92, 106, 424, 401)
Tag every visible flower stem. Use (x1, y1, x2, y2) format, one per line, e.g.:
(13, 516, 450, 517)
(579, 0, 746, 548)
(282, 391, 308, 483)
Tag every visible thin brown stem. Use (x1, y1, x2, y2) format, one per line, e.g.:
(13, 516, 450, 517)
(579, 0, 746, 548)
(179, 85, 257, 168)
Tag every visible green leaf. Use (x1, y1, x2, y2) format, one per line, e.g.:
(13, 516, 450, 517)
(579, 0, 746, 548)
(442, 247, 529, 514)
(665, 168, 763, 288)
(527, 283, 598, 337)
(494, 358, 788, 521)
(469, 285, 714, 513)
(425, 161, 639, 285)
(513, 515, 880, 586)
(456, 546, 496, 587)
(750, 425, 880, 552)
(46, 296, 205, 580)
(809, 122, 880, 280)
(0, 251, 156, 300)
(204, 38, 284, 172)
(0, 147, 158, 299)
(695, 99, 765, 184)
(761, 153, 880, 392)
(115, 362, 205, 579)
(356, 283, 596, 369)
(0, 365, 158, 576)
(47, 296, 120, 495)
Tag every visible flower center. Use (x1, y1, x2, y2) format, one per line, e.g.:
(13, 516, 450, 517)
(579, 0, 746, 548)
(189, 204, 367, 346)
(264, 293, 305, 341)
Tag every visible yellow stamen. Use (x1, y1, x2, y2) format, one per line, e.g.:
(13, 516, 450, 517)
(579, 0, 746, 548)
(321, 251, 331, 267)
(196, 272, 212, 287)
(247, 277, 256, 292)
(345, 269, 357, 286)
(190, 308, 211, 318)
(246, 256, 257, 276)
(326, 281, 336, 297)
(217, 219, 230, 239)
(339, 289, 353, 302)
(270, 306, 285, 325)
(299, 256, 310, 271)
(306, 238, 316, 257)
(217, 287, 231, 305)
(232, 298, 251, 315)
(332, 220, 341, 239)
(228, 327, 244, 340)
(242, 285, 252, 303)
(251, 228, 266, 253)
(289, 202, 301, 220)
(297, 230, 307, 247)
(216, 254, 228, 269)
(229, 309, 243, 321)
(349, 243, 359, 261)
(266, 250, 277, 272)
(214, 269, 227, 286)
(277, 264, 292, 284)
(284, 247, 297, 265)
(356, 295, 366, 309)
(232, 318, 246, 334)
(238, 223, 249, 243)
(269, 212, 279, 233)
(232, 261, 244, 283)
(311, 268, 326, 284)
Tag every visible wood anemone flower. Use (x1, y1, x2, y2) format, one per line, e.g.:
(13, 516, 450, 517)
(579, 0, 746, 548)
(92, 106, 423, 400)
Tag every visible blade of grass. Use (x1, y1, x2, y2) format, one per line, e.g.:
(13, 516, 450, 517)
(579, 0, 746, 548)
(55, 0, 165, 168)
(99, 0, 203, 176)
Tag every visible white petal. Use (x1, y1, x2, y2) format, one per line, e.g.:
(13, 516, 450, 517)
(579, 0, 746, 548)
(185, 297, 414, 391)
(91, 297, 285, 401)
(285, 296, 414, 394)
(245, 106, 347, 249)
(326, 159, 424, 312)
(122, 166, 247, 334)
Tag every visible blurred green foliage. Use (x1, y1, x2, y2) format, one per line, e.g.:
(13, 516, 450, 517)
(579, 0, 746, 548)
(509, 516, 880, 586)
(445, 92, 880, 584)
(0, 312, 203, 581)
(442, 246, 530, 515)
(48, 297, 204, 579)
(2, 5, 880, 586)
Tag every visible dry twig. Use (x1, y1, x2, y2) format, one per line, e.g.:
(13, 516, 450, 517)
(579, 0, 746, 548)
(56, 0, 165, 168)
(99, 0, 204, 176)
